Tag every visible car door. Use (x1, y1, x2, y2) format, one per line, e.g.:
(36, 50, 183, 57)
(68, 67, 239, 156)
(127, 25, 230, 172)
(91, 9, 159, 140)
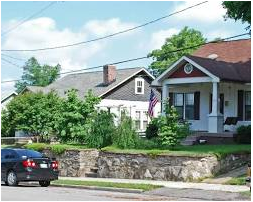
(1, 149, 8, 181)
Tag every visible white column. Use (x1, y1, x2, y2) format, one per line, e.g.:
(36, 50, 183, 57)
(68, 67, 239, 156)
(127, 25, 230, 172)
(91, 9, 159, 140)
(162, 84, 169, 115)
(208, 81, 224, 133)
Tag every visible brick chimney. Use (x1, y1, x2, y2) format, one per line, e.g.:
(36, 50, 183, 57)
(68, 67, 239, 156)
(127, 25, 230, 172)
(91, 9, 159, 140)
(103, 65, 116, 85)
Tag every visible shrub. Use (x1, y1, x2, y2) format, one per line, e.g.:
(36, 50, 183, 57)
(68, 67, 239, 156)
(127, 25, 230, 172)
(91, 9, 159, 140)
(113, 112, 138, 149)
(50, 144, 67, 155)
(145, 118, 159, 139)
(158, 101, 189, 147)
(235, 125, 251, 144)
(85, 110, 116, 148)
(24, 143, 48, 152)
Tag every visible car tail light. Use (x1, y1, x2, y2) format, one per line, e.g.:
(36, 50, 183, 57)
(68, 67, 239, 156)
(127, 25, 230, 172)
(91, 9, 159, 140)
(22, 160, 36, 168)
(51, 161, 58, 169)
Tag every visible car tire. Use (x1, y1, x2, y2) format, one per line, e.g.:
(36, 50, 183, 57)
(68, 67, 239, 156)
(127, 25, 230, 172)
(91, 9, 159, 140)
(6, 171, 18, 186)
(39, 180, 50, 187)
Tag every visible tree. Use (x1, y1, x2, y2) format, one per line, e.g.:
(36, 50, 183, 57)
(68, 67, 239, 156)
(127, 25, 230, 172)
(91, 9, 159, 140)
(1, 91, 62, 141)
(15, 57, 61, 93)
(148, 27, 206, 75)
(222, 1, 251, 26)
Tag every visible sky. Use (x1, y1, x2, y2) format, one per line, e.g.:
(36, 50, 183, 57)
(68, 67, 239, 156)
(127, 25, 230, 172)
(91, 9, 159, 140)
(1, 0, 249, 96)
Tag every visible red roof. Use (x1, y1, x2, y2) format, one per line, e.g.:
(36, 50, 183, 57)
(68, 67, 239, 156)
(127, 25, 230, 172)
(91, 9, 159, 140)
(190, 39, 251, 82)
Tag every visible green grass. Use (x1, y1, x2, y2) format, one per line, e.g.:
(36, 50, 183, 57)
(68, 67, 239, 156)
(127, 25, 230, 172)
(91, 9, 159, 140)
(102, 144, 251, 158)
(240, 191, 251, 198)
(52, 179, 162, 191)
(224, 175, 247, 185)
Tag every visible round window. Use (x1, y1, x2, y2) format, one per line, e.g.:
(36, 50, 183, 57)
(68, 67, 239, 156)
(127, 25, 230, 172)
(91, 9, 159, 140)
(184, 63, 193, 74)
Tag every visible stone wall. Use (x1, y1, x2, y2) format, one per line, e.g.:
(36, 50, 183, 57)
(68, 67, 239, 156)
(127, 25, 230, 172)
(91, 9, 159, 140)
(42, 149, 99, 177)
(97, 152, 251, 182)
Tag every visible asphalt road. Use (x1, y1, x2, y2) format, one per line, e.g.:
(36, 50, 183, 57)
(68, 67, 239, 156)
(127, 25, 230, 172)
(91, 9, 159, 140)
(1, 183, 250, 201)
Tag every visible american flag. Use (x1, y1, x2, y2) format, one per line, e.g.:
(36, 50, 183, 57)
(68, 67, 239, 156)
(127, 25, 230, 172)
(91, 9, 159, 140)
(148, 89, 158, 117)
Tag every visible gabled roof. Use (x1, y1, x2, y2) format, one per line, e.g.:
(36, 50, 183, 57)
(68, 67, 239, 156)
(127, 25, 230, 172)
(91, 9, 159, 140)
(152, 39, 251, 86)
(1, 92, 17, 103)
(25, 67, 155, 98)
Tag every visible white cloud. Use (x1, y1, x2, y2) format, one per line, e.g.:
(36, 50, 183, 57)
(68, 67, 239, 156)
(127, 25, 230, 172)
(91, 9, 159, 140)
(206, 30, 234, 40)
(2, 17, 138, 72)
(172, 1, 226, 22)
(149, 28, 180, 50)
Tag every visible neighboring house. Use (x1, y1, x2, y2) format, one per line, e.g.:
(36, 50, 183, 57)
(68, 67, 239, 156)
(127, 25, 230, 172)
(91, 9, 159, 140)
(1, 92, 17, 109)
(23, 66, 161, 132)
(152, 39, 251, 133)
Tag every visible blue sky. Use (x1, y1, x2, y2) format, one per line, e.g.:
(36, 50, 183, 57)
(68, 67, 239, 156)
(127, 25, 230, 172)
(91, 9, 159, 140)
(1, 1, 249, 95)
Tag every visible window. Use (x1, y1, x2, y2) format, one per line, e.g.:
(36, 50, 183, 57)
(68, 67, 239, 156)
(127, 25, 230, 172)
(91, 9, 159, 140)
(174, 93, 184, 119)
(245, 91, 251, 121)
(143, 111, 148, 131)
(174, 93, 195, 120)
(135, 111, 141, 130)
(135, 78, 144, 94)
(185, 93, 194, 120)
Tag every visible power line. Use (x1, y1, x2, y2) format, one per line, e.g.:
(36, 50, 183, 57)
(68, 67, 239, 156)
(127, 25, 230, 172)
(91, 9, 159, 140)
(1, 53, 27, 61)
(1, 1, 208, 52)
(1, 1, 57, 37)
(1, 57, 22, 68)
(1, 32, 250, 84)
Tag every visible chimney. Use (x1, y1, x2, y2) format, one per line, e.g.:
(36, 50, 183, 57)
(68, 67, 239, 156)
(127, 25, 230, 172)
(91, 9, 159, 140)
(103, 65, 116, 85)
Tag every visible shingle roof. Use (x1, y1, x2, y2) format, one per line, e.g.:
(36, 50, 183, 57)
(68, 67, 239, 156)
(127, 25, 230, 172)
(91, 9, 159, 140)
(190, 39, 251, 82)
(27, 67, 150, 98)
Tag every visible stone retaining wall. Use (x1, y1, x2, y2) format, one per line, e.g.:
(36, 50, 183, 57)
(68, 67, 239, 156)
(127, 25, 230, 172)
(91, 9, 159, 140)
(42, 148, 250, 181)
(97, 152, 250, 181)
(42, 149, 99, 177)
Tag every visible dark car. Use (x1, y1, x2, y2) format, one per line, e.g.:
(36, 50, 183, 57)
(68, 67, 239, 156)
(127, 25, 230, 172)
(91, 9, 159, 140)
(1, 148, 59, 187)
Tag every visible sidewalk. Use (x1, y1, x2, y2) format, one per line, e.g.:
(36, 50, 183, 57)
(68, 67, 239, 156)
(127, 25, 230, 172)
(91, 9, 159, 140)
(59, 176, 249, 193)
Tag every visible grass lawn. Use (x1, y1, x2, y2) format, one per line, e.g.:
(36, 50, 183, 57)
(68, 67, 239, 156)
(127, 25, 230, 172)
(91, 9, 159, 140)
(102, 144, 251, 158)
(52, 179, 162, 191)
(224, 175, 247, 185)
(240, 191, 251, 198)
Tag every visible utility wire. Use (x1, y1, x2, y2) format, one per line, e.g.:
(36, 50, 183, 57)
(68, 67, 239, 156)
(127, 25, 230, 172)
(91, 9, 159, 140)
(1, 53, 27, 61)
(1, 1, 57, 37)
(2, 57, 22, 68)
(1, 1, 208, 52)
(1, 32, 250, 84)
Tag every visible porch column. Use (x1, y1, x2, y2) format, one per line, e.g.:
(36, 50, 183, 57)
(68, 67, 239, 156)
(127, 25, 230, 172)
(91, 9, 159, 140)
(208, 82, 224, 133)
(162, 84, 169, 115)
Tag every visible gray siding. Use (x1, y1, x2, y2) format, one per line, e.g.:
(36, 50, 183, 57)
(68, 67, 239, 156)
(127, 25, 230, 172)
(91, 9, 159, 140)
(102, 71, 161, 102)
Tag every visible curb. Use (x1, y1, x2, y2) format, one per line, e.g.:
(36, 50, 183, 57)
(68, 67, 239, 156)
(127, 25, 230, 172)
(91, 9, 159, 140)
(51, 183, 144, 193)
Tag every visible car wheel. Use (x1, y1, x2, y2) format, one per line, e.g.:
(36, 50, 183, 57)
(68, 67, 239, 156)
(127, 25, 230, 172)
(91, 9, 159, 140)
(6, 171, 18, 186)
(39, 181, 50, 187)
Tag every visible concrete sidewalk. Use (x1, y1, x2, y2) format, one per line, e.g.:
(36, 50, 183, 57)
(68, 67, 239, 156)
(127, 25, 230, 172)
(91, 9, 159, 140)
(59, 176, 249, 193)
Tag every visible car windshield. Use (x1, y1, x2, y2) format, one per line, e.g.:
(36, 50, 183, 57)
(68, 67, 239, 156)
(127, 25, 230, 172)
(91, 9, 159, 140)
(16, 150, 43, 158)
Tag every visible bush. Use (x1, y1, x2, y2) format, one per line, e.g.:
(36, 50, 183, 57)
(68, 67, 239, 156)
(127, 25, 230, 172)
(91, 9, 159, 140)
(235, 125, 251, 144)
(145, 118, 159, 139)
(113, 112, 138, 149)
(85, 110, 116, 148)
(24, 143, 47, 152)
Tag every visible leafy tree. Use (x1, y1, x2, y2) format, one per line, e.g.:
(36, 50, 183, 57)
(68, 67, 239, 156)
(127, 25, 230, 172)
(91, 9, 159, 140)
(148, 27, 206, 75)
(1, 91, 62, 141)
(57, 89, 101, 143)
(85, 110, 116, 148)
(113, 111, 138, 149)
(15, 57, 61, 93)
(158, 101, 189, 147)
(222, 1, 251, 26)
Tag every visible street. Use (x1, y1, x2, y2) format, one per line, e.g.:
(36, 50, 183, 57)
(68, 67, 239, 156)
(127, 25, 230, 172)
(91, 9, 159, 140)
(1, 183, 250, 201)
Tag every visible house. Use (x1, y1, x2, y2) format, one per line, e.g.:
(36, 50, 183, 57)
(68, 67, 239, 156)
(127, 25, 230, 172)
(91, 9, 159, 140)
(152, 39, 251, 133)
(23, 66, 161, 132)
(1, 91, 17, 109)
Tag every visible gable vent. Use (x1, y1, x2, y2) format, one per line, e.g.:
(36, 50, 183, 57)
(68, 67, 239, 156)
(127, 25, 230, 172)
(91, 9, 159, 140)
(208, 54, 218, 60)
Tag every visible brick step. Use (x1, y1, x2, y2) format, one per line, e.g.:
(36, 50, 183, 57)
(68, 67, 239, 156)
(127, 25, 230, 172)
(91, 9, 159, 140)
(85, 172, 98, 178)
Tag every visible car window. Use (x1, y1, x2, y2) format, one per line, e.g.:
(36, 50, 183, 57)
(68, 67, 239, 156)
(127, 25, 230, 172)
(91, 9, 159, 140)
(1, 149, 17, 159)
(1, 149, 7, 159)
(16, 150, 43, 158)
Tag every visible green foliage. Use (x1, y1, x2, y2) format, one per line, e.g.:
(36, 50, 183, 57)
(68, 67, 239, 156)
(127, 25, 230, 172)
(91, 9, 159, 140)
(145, 118, 159, 139)
(1, 91, 62, 139)
(50, 144, 68, 155)
(148, 27, 206, 75)
(24, 143, 48, 152)
(15, 57, 61, 93)
(56, 89, 101, 143)
(113, 112, 138, 149)
(222, 1, 251, 25)
(157, 101, 189, 147)
(235, 125, 251, 144)
(85, 110, 116, 148)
